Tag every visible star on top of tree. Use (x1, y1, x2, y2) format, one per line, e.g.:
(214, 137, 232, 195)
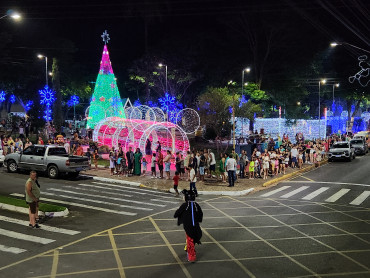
(101, 30, 110, 44)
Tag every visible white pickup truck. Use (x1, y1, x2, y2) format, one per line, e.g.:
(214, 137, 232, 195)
(4, 145, 89, 178)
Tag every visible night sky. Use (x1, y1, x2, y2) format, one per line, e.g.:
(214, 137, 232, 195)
(1, 0, 369, 100)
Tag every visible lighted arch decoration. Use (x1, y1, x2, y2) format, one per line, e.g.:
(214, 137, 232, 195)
(152, 107, 166, 122)
(175, 108, 200, 134)
(93, 117, 190, 155)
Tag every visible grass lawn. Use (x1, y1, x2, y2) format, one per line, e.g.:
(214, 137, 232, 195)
(0, 195, 67, 212)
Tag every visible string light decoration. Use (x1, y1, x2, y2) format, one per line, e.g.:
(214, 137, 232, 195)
(87, 31, 125, 128)
(10, 94, 16, 104)
(158, 92, 182, 122)
(25, 100, 33, 112)
(175, 108, 200, 134)
(152, 107, 166, 122)
(67, 95, 80, 107)
(0, 91, 6, 102)
(93, 117, 190, 156)
(39, 85, 56, 121)
(349, 55, 370, 87)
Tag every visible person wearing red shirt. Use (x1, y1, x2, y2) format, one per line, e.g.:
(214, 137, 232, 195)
(173, 171, 180, 196)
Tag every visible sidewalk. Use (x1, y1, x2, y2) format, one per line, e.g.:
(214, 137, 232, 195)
(83, 161, 325, 195)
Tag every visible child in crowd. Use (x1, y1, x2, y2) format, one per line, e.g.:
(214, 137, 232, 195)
(274, 157, 279, 175)
(298, 151, 303, 169)
(254, 157, 260, 178)
(249, 158, 255, 179)
(188, 164, 198, 197)
(116, 154, 122, 175)
(284, 155, 289, 174)
(174, 189, 203, 263)
(93, 149, 99, 170)
(173, 171, 180, 196)
(151, 153, 157, 178)
(142, 157, 147, 176)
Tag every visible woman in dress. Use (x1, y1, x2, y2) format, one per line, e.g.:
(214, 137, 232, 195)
(133, 148, 143, 176)
(219, 153, 226, 182)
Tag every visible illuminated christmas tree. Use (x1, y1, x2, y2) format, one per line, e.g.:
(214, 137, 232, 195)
(87, 31, 125, 128)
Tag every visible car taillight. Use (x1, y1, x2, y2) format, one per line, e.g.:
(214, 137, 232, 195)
(66, 160, 70, 166)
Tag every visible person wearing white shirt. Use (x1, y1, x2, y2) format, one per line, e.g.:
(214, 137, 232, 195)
(64, 139, 70, 154)
(290, 146, 298, 168)
(188, 164, 198, 196)
(225, 154, 237, 187)
(208, 149, 216, 178)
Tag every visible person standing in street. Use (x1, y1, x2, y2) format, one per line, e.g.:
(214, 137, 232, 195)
(174, 189, 203, 262)
(188, 164, 198, 196)
(226, 154, 237, 187)
(239, 150, 248, 178)
(208, 149, 216, 178)
(25, 171, 40, 228)
(133, 148, 143, 176)
(126, 147, 134, 176)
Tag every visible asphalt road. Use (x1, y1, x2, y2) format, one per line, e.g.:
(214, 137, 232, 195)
(0, 154, 369, 278)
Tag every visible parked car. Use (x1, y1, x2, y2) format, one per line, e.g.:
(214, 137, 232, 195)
(328, 141, 356, 162)
(350, 138, 368, 155)
(0, 149, 4, 167)
(4, 145, 89, 178)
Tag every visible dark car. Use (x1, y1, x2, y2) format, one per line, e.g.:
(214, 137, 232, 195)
(350, 138, 368, 155)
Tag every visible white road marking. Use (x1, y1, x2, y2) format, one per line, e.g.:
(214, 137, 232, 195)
(284, 181, 370, 187)
(325, 189, 351, 203)
(69, 185, 132, 198)
(47, 188, 164, 208)
(261, 186, 291, 197)
(302, 187, 330, 200)
(150, 199, 179, 204)
(91, 182, 175, 199)
(0, 244, 27, 254)
(280, 186, 310, 198)
(0, 216, 80, 235)
(350, 191, 370, 206)
(10, 193, 137, 216)
(0, 228, 55, 244)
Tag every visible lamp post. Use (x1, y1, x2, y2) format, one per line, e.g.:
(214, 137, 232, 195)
(0, 10, 21, 20)
(330, 42, 370, 54)
(228, 80, 237, 149)
(37, 54, 48, 86)
(241, 67, 251, 141)
(158, 63, 168, 93)
(319, 79, 326, 139)
(332, 83, 339, 104)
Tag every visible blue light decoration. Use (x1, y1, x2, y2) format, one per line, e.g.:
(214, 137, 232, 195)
(67, 95, 80, 107)
(39, 85, 56, 121)
(0, 91, 5, 102)
(25, 100, 33, 112)
(133, 98, 141, 107)
(158, 92, 182, 122)
(239, 95, 249, 107)
(10, 94, 16, 104)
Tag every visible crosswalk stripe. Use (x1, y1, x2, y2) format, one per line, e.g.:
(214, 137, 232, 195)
(71, 185, 132, 198)
(48, 188, 164, 208)
(261, 186, 291, 197)
(0, 244, 27, 254)
(302, 187, 330, 200)
(0, 228, 55, 244)
(150, 199, 179, 204)
(325, 189, 351, 203)
(350, 191, 370, 206)
(91, 182, 175, 199)
(280, 186, 310, 198)
(0, 216, 80, 235)
(10, 193, 137, 216)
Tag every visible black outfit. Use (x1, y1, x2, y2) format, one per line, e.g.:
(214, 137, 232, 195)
(174, 201, 203, 244)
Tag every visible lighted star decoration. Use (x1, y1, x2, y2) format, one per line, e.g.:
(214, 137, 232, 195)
(67, 95, 80, 107)
(25, 100, 33, 111)
(99, 96, 105, 102)
(39, 85, 56, 106)
(0, 91, 5, 102)
(110, 83, 115, 88)
(10, 94, 16, 104)
(101, 30, 110, 44)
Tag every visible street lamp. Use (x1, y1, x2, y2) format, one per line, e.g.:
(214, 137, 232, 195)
(332, 83, 339, 104)
(37, 54, 48, 86)
(241, 67, 251, 94)
(330, 42, 370, 54)
(158, 63, 168, 93)
(319, 79, 326, 139)
(0, 10, 22, 21)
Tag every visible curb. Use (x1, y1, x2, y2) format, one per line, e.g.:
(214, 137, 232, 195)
(83, 174, 255, 196)
(0, 203, 69, 217)
(262, 160, 329, 187)
(169, 187, 255, 196)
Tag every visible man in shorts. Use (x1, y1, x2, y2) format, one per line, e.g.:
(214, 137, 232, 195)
(25, 171, 40, 228)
